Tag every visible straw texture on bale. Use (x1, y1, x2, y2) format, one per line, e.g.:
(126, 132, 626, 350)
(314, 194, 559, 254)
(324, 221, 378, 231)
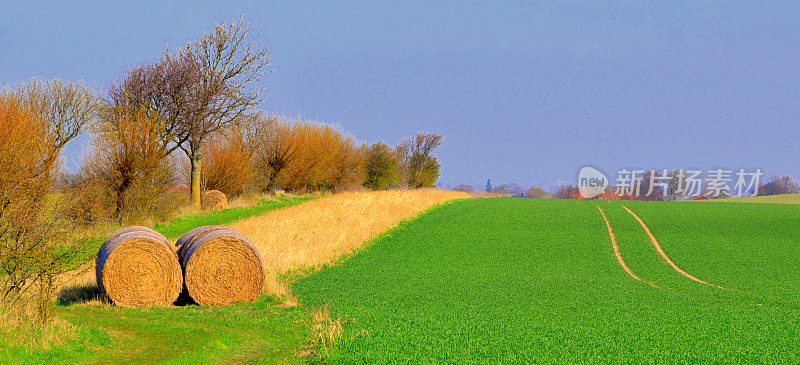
(175, 225, 264, 305)
(202, 190, 228, 211)
(96, 226, 182, 307)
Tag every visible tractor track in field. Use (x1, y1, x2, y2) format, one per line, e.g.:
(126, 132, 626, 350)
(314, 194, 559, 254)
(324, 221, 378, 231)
(619, 204, 726, 290)
(593, 203, 659, 288)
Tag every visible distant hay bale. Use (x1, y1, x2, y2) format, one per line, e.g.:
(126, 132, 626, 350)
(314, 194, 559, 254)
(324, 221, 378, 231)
(96, 226, 182, 307)
(175, 225, 265, 305)
(202, 190, 228, 211)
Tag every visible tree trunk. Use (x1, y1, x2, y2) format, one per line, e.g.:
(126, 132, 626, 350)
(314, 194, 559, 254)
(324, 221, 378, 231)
(190, 154, 202, 209)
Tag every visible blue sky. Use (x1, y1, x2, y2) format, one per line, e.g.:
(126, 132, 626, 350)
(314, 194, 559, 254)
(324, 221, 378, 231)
(1, 1, 798, 189)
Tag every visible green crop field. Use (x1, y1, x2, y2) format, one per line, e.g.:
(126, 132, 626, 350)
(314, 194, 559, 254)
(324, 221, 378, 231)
(6, 197, 800, 363)
(296, 198, 800, 362)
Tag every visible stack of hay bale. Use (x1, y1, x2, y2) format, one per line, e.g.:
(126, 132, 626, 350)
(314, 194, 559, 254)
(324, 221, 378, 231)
(97, 224, 264, 307)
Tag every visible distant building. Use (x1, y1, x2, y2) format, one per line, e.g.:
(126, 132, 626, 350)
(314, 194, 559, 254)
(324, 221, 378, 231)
(485, 179, 492, 192)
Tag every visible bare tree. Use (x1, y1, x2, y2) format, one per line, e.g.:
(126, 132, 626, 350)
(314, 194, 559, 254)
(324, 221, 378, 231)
(552, 184, 579, 199)
(106, 52, 198, 157)
(760, 175, 800, 196)
(396, 132, 444, 188)
(179, 17, 272, 208)
(13, 78, 98, 169)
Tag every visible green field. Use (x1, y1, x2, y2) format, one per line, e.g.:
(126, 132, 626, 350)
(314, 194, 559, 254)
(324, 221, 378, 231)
(296, 198, 800, 362)
(6, 197, 800, 363)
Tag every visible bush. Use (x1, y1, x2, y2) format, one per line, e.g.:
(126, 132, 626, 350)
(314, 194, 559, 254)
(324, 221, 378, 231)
(201, 125, 254, 197)
(247, 116, 294, 191)
(56, 172, 114, 227)
(82, 105, 180, 224)
(396, 132, 443, 188)
(759, 175, 799, 196)
(273, 121, 365, 192)
(0, 95, 89, 325)
(525, 186, 547, 199)
(332, 136, 366, 192)
(364, 141, 400, 190)
(552, 184, 580, 199)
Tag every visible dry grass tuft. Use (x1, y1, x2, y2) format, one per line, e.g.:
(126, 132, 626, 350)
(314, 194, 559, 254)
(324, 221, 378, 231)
(311, 305, 344, 357)
(0, 317, 79, 350)
(230, 189, 469, 295)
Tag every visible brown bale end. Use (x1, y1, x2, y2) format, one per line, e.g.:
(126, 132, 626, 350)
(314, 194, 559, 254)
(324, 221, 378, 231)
(202, 190, 228, 211)
(175, 225, 264, 306)
(96, 226, 182, 307)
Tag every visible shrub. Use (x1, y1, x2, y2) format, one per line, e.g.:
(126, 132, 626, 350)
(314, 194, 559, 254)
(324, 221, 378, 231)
(759, 175, 799, 196)
(0, 95, 89, 325)
(273, 121, 365, 192)
(277, 122, 339, 191)
(56, 171, 114, 227)
(248, 116, 294, 191)
(364, 141, 400, 190)
(83, 105, 179, 224)
(452, 184, 473, 192)
(525, 186, 547, 199)
(332, 136, 366, 192)
(493, 184, 524, 196)
(552, 184, 580, 199)
(201, 125, 254, 197)
(396, 132, 443, 188)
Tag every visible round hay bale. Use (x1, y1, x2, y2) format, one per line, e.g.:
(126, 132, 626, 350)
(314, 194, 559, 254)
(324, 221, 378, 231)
(107, 225, 168, 243)
(96, 226, 182, 307)
(202, 190, 228, 211)
(175, 225, 264, 306)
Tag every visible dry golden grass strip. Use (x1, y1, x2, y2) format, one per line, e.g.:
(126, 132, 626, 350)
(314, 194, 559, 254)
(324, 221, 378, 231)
(175, 226, 265, 305)
(96, 226, 182, 307)
(229, 189, 470, 296)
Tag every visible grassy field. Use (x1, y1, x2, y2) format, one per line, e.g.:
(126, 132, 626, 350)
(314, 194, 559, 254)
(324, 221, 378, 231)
(5, 195, 800, 362)
(295, 198, 800, 362)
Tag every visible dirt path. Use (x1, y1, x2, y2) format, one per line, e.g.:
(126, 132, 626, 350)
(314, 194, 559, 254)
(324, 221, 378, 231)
(593, 203, 659, 288)
(619, 204, 726, 290)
